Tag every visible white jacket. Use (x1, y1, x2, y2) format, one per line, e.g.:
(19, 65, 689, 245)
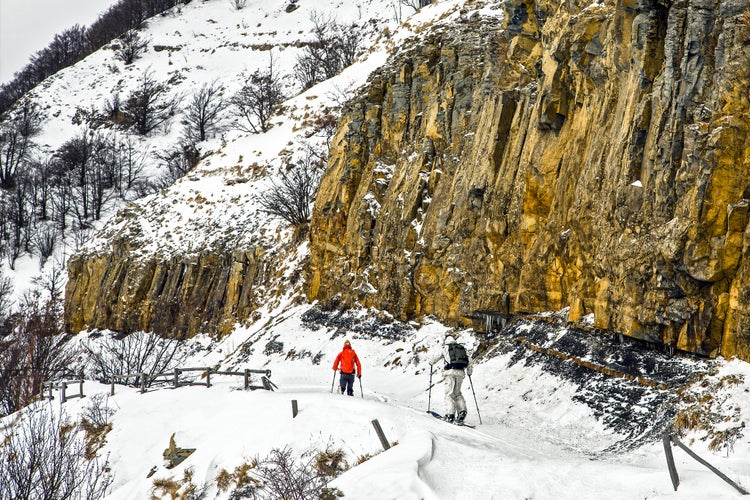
(430, 336, 472, 375)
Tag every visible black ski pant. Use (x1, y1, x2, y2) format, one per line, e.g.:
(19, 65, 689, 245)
(339, 372, 355, 396)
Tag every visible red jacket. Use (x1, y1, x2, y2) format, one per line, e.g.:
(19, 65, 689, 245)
(333, 345, 362, 376)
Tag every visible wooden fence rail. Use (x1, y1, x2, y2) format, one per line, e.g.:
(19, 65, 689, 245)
(107, 367, 275, 395)
(40, 367, 275, 404)
(663, 433, 749, 495)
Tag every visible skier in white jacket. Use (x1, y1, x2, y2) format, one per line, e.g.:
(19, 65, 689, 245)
(430, 333, 473, 424)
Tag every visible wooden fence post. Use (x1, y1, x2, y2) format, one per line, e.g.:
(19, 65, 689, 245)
(292, 400, 298, 418)
(663, 433, 679, 491)
(78, 379, 84, 399)
(206, 368, 211, 388)
(111, 380, 115, 396)
(60, 382, 67, 403)
(174, 368, 180, 389)
(371, 419, 390, 451)
(244, 369, 250, 390)
(140, 373, 147, 393)
(669, 434, 749, 495)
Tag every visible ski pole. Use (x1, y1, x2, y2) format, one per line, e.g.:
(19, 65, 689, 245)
(467, 373, 482, 425)
(331, 370, 337, 394)
(358, 376, 363, 398)
(427, 364, 433, 413)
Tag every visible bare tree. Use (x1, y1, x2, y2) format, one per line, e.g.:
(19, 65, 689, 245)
(116, 135, 149, 195)
(0, 272, 12, 321)
(114, 29, 149, 64)
(32, 226, 57, 268)
(0, 99, 43, 189)
(294, 13, 362, 90)
(82, 331, 185, 386)
(0, 405, 114, 499)
(154, 140, 201, 186)
(400, 0, 433, 12)
(0, 292, 73, 416)
(231, 56, 285, 134)
(182, 80, 228, 142)
(121, 68, 180, 135)
(256, 150, 324, 226)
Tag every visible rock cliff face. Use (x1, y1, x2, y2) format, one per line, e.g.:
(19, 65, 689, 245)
(65, 244, 268, 338)
(307, 0, 750, 359)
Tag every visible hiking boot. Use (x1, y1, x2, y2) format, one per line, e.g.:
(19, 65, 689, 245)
(457, 410, 467, 424)
(444, 413, 455, 423)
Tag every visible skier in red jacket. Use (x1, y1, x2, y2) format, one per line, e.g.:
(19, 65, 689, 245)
(333, 339, 362, 396)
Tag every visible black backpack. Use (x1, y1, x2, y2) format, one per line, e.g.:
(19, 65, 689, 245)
(445, 343, 469, 370)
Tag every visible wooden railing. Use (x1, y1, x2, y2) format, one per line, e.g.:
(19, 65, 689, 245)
(40, 367, 276, 402)
(108, 367, 276, 395)
(663, 433, 748, 495)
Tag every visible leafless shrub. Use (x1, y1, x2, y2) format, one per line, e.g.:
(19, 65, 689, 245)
(120, 68, 181, 135)
(0, 272, 12, 319)
(0, 294, 73, 416)
(0, 98, 43, 189)
(400, 0, 432, 12)
(152, 466, 205, 500)
(231, 55, 286, 134)
(154, 140, 201, 186)
(0, 405, 113, 499)
(218, 446, 345, 500)
(32, 226, 57, 268)
(182, 80, 228, 142)
(82, 393, 115, 428)
(229, 0, 247, 9)
(114, 29, 150, 64)
(294, 13, 362, 90)
(256, 151, 324, 226)
(82, 331, 185, 387)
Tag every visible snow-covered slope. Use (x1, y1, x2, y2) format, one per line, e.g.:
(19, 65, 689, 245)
(8, 307, 750, 499)
(4, 0, 750, 498)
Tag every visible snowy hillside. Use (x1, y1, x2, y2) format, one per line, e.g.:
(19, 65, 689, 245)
(5, 307, 750, 499)
(3, 0, 750, 499)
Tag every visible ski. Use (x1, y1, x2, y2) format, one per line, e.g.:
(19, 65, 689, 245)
(426, 410, 475, 428)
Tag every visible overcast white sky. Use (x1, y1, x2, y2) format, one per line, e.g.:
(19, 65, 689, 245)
(0, 0, 118, 84)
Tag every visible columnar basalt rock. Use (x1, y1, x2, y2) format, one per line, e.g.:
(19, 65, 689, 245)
(65, 245, 269, 338)
(307, 1, 750, 359)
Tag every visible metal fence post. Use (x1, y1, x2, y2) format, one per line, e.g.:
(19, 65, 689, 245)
(78, 379, 84, 399)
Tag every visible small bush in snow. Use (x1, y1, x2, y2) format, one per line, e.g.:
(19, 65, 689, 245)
(182, 80, 228, 142)
(256, 151, 324, 227)
(0, 406, 113, 499)
(114, 29, 150, 64)
(216, 446, 345, 500)
(120, 69, 181, 136)
(294, 13, 362, 90)
(231, 55, 286, 134)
